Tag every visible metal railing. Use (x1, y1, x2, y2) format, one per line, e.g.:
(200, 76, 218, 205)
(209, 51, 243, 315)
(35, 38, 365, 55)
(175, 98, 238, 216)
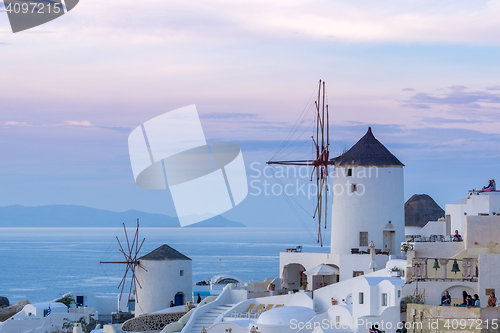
(407, 257, 478, 283)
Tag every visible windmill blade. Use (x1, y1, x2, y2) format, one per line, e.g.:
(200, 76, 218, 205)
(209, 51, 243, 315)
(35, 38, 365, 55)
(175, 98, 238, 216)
(136, 262, 148, 272)
(136, 238, 146, 258)
(123, 223, 132, 255)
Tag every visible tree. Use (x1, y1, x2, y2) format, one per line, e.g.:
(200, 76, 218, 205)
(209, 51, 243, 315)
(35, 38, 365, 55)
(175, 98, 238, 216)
(56, 295, 76, 308)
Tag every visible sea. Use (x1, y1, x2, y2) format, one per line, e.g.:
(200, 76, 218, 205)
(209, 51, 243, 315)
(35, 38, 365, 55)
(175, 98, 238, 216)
(0, 227, 330, 304)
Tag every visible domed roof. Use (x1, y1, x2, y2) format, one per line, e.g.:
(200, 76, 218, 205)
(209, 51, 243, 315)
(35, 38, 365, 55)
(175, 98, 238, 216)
(257, 306, 316, 326)
(333, 127, 404, 167)
(405, 194, 444, 227)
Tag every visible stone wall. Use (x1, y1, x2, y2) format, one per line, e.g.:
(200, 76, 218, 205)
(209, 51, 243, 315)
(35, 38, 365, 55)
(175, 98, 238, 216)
(407, 304, 500, 333)
(122, 311, 186, 332)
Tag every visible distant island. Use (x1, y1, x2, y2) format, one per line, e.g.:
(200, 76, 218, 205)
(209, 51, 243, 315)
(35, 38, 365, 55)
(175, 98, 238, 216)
(0, 205, 246, 228)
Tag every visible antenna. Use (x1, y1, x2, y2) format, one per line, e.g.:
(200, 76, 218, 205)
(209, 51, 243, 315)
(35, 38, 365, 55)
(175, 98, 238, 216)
(100, 219, 147, 303)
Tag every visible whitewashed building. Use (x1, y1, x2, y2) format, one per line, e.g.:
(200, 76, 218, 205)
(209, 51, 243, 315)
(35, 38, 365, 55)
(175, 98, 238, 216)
(402, 191, 500, 307)
(135, 244, 192, 316)
(281, 127, 405, 288)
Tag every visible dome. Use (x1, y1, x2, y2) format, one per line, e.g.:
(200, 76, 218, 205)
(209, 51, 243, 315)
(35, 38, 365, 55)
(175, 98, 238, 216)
(405, 194, 444, 227)
(332, 127, 404, 167)
(257, 306, 316, 326)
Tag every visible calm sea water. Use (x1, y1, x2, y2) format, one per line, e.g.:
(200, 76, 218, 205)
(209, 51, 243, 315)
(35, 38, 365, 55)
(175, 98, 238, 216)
(0, 227, 330, 304)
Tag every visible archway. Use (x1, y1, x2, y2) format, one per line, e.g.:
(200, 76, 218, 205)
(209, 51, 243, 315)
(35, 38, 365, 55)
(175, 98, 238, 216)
(286, 263, 305, 291)
(174, 292, 185, 306)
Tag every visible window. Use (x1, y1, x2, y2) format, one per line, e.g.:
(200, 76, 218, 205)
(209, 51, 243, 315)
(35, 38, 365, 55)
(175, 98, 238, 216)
(398, 290, 401, 298)
(353, 271, 364, 277)
(382, 293, 388, 306)
(180, 270, 184, 276)
(359, 292, 364, 304)
(360, 232, 368, 247)
(336, 316, 340, 324)
(347, 168, 352, 177)
(351, 183, 357, 192)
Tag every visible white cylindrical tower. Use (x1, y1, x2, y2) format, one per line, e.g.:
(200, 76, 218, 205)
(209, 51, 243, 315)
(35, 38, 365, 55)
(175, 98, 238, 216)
(330, 127, 405, 255)
(135, 244, 192, 316)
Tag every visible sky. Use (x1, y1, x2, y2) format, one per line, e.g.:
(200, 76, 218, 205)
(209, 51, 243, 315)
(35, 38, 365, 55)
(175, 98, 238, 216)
(1, 0, 500, 235)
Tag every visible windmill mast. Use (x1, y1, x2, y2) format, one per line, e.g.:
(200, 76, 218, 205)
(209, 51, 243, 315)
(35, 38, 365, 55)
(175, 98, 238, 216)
(267, 80, 334, 246)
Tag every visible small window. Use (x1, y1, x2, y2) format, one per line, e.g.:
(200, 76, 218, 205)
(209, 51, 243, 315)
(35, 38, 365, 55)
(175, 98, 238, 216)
(353, 271, 364, 277)
(180, 270, 184, 276)
(398, 290, 401, 298)
(359, 292, 364, 304)
(351, 183, 357, 192)
(360, 232, 368, 247)
(336, 315, 340, 324)
(382, 293, 388, 306)
(347, 168, 352, 177)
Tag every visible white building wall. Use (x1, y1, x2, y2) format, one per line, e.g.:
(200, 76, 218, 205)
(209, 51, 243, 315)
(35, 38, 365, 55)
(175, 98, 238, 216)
(279, 252, 390, 287)
(478, 254, 500, 304)
(405, 226, 422, 237)
(135, 259, 192, 316)
(330, 166, 404, 256)
(464, 215, 500, 250)
(416, 221, 445, 237)
(446, 193, 500, 234)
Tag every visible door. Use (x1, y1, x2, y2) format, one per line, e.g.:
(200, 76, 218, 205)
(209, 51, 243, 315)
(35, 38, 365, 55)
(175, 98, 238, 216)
(174, 292, 184, 306)
(76, 296, 84, 307)
(383, 231, 393, 254)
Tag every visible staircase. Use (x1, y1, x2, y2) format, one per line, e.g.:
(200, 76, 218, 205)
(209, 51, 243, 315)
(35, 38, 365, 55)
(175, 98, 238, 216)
(183, 304, 235, 333)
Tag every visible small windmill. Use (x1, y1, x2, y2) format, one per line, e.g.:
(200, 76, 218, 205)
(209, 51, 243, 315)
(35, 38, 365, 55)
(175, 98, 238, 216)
(100, 219, 147, 303)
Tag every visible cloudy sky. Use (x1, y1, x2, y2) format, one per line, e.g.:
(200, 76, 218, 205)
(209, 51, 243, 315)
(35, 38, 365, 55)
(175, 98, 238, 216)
(1, 0, 500, 233)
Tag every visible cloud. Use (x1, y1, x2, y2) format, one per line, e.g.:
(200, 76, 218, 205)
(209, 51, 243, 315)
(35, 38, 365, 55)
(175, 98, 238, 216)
(201, 113, 260, 120)
(63, 120, 92, 127)
(14, 0, 500, 45)
(402, 88, 415, 91)
(419, 117, 482, 124)
(486, 85, 500, 91)
(449, 85, 468, 91)
(4, 121, 30, 126)
(401, 86, 500, 110)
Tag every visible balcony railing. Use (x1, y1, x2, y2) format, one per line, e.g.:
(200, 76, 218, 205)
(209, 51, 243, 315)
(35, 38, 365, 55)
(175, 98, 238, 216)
(407, 257, 478, 283)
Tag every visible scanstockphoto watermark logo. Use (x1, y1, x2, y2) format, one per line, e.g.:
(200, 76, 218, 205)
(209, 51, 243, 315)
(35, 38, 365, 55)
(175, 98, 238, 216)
(290, 318, 415, 331)
(128, 105, 248, 227)
(249, 162, 379, 198)
(1, 0, 79, 33)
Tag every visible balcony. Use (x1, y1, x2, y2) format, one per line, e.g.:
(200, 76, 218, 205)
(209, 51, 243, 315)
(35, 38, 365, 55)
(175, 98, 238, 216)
(407, 257, 478, 283)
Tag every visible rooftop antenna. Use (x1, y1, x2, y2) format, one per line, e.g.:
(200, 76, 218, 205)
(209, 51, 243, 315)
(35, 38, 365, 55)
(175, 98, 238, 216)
(267, 80, 334, 246)
(100, 219, 147, 304)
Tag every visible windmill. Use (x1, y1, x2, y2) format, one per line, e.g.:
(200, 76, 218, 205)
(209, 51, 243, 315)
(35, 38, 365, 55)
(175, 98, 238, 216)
(267, 80, 335, 246)
(100, 219, 147, 303)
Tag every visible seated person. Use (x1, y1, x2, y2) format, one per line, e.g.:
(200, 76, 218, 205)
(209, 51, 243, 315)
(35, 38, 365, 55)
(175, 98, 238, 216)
(473, 294, 480, 308)
(457, 291, 469, 307)
(441, 291, 451, 306)
(487, 292, 497, 307)
(466, 295, 474, 308)
(477, 179, 495, 193)
(453, 230, 462, 242)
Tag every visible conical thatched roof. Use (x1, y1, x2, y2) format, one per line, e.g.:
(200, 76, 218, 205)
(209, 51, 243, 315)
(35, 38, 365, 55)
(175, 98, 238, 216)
(332, 127, 404, 167)
(139, 244, 191, 261)
(405, 194, 444, 227)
